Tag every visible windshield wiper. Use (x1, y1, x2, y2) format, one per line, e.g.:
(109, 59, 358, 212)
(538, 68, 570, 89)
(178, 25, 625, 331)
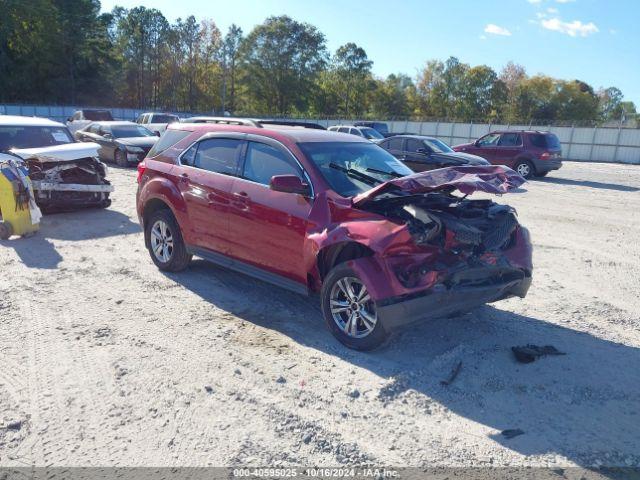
(329, 163, 382, 186)
(365, 167, 404, 178)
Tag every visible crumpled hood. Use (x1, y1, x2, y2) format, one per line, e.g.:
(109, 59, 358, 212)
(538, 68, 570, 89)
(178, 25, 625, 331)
(10, 142, 100, 162)
(117, 137, 157, 148)
(352, 165, 525, 207)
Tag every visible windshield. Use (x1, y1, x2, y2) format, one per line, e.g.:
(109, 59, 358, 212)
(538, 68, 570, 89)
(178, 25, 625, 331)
(0, 126, 74, 151)
(298, 141, 413, 197)
(360, 127, 384, 140)
(152, 115, 178, 124)
(111, 125, 155, 138)
(424, 138, 453, 153)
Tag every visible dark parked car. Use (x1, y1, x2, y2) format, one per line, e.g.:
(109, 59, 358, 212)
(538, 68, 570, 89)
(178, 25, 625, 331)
(137, 123, 531, 350)
(453, 130, 562, 179)
(379, 135, 489, 172)
(75, 121, 158, 166)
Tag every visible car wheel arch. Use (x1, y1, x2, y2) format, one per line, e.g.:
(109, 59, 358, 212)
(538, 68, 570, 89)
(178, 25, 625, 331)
(316, 241, 375, 282)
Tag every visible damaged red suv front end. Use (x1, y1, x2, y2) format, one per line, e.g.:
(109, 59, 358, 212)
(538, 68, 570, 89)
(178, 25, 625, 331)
(337, 165, 532, 331)
(137, 125, 531, 350)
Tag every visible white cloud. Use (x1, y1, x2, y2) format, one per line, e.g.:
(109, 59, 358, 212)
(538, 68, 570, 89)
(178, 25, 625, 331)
(484, 24, 512, 36)
(527, 0, 542, 3)
(541, 17, 598, 36)
(547, 7, 558, 13)
(555, 0, 575, 3)
(479, 35, 487, 40)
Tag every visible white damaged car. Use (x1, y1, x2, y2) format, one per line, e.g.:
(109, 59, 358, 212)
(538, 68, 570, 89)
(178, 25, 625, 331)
(0, 115, 114, 212)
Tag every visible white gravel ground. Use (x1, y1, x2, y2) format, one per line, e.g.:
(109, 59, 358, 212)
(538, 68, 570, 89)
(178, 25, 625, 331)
(1, 161, 639, 468)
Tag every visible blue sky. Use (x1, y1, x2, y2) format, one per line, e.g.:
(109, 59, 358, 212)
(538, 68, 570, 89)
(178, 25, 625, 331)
(100, 0, 640, 106)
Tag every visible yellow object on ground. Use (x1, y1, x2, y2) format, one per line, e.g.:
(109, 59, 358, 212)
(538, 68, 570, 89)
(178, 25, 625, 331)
(0, 157, 41, 239)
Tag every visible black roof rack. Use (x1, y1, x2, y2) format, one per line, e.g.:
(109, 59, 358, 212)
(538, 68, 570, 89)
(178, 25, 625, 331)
(256, 119, 326, 130)
(182, 116, 326, 130)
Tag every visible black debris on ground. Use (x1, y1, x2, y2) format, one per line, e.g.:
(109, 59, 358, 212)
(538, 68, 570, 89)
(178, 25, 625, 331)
(511, 344, 566, 363)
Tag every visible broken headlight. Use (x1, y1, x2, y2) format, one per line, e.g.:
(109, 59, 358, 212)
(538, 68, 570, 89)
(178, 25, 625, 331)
(403, 205, 442, 246)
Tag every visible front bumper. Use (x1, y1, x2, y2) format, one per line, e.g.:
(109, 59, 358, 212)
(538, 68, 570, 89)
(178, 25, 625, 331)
(376, 269, 531, 331)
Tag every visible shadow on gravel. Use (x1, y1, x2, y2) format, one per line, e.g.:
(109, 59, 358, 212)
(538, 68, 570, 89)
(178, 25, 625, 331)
(535, 176, 639, 192)
(165, 259, 640, 469)
(0, 208, 139, 268)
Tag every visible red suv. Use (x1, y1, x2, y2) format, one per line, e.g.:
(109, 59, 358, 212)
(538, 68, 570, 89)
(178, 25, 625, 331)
(136, 120, 533, 350)
(453, 130, 562, 179)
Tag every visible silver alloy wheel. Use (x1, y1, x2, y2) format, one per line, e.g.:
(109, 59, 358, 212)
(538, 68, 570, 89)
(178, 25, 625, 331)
(150, 220, 174, 263)
(329, 276, 377, 338)
(516, 162, 531, 177)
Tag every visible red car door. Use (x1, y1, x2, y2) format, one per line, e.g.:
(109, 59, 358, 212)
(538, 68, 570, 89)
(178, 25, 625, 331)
(492, 132, 523, 167)
(227, 138, 313, 285)
(175, 135, 244, 254)
(468, 133, 500, 162)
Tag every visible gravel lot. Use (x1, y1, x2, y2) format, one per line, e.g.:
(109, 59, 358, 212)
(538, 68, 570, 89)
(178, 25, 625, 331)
(1, 161, 639, 468)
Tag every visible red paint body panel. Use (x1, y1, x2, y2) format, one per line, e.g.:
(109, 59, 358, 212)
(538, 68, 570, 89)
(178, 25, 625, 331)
(137, 123, 533, 305)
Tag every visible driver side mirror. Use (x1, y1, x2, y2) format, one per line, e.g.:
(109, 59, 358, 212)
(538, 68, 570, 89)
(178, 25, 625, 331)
(155, 131, 161, 137)
(270, 175, 311, 196)
(416, 148, 429, 155)
(103, 133, 113, 139)
(474, 140, 482, 147)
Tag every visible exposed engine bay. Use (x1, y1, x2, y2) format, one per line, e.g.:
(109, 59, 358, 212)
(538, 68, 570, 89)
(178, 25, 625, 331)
(8, 143, 114, 213)
(26, 156, 113, 212)
(368, 192, 519, 253)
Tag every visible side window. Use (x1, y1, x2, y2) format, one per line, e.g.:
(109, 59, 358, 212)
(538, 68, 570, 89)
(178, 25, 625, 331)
(135, 115, 143, 123)
(73, 112, 81, 121)
(243, 142, 301, 186)
(406, 139, 423, 153)
(338, 127, 349, 133)
(87, 124, 99, 134)
(498, 133, 522, 147)
(379, 140, 390, 150)
(478, 133, 500, 147)
(388, 137, 404, 150)
(193, 138, 241, 175)
(99, 125, 111, 136)
(180, 143, 198, 166)
(350, 128, 363, 137)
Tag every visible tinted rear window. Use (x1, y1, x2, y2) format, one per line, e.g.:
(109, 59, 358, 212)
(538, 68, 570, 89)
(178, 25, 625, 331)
(530, 133, 561, 149)
(148, 129, 191, 157)
(84, 110, 113, 121)
(152, 115, 179, 123)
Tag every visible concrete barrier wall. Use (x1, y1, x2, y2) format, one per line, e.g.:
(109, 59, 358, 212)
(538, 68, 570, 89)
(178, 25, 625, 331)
(2, 104, 639, 164)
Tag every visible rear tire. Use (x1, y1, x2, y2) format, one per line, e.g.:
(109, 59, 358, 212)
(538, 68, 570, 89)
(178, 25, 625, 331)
(114, 149, 128, 168)
(321, 263, 389, 351)
(145, 209, 191, 272)
(514, 160, 535, 179)
(0, 221, 13, 240)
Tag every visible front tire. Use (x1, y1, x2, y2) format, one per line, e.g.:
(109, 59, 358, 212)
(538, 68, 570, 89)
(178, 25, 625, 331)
(514, 160, 535, 179)
(145, 209, 191, 272)
(114, 149, 128, 167)
(321, 264, 389, 351)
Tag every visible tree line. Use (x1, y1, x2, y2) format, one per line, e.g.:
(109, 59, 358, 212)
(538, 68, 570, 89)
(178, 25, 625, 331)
(1, 0, 636, 124)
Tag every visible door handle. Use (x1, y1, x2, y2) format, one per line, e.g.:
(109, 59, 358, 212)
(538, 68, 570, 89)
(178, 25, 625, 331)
(233, 191, 248, 198)
(179, 173, 189, 183)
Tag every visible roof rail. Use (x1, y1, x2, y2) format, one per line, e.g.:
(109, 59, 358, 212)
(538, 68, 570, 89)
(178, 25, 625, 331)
(181, 116, 326, 130)
(256, 119, 326, 130)
(182, 116, 260, 126)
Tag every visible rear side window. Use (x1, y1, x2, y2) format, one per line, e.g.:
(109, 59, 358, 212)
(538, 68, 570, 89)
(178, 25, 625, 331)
(498, 133, 522, 147)
(194, 138, 241, 175)
(388, 137, 404, 150)
(338, 127, 349, 133)
(531, 133, 561, 149)
(242, 142, 301, 186)
(148, 129, 191, 157)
